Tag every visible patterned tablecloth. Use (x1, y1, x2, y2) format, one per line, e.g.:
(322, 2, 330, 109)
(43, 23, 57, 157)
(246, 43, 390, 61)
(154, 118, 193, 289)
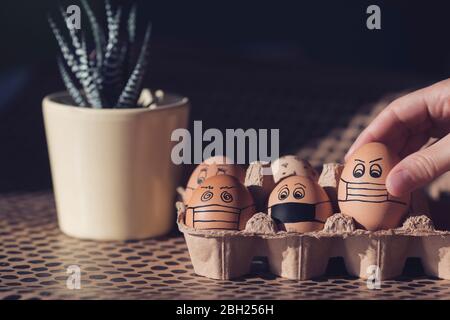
(0, 191, 449, 300)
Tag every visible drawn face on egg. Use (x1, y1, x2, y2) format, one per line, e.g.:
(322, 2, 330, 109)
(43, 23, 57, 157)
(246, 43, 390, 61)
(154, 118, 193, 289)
(183, 156, 246, 204)
(185, 175, 256, 230)
(268, 175, 333, 233)
(271, 156, 319, 183)
(338, 142, 410, 231)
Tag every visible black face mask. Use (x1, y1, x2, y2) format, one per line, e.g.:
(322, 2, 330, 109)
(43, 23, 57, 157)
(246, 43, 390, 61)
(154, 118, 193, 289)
(269, 202, 325, 224)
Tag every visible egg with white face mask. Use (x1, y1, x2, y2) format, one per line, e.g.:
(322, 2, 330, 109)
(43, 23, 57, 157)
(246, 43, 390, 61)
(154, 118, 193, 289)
(338, 142, 410, 231)
(268, 175, 333, 233)
(185, 175, 256, 230)
(183, 156, 246, 204)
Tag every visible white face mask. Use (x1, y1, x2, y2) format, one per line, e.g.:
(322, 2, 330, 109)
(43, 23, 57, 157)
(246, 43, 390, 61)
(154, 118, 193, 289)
(186, 203, 254, 230)
(339, 177, 408, 205)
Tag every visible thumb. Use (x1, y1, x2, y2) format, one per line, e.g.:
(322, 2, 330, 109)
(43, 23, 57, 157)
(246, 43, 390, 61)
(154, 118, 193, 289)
(387, 134, 450, 197)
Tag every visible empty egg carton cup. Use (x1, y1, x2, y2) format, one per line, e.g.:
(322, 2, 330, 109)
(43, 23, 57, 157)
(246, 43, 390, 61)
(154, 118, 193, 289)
(176, 163, 450, 280)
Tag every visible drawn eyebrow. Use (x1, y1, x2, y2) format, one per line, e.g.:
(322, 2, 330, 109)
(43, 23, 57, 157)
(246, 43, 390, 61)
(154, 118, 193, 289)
(277, 184, 288, 191)
(220, 186, 236, 189)
(201, 186, 214, 189)
(369, 157, 383, 163)
(294, 183, 306, 188)
(354, 159, 365, 163)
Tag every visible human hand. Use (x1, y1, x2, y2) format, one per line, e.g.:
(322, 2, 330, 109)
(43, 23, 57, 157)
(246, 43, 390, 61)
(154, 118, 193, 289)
(345, 78, 450, 197)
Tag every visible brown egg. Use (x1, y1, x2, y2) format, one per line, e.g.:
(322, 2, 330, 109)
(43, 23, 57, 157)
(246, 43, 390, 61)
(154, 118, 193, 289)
(185, 175, 256, 230)
(183, 156, 246, 203)
(271, 156, 319, 183)
(268, 175, 333, 233)
(338, 142, 410, 231)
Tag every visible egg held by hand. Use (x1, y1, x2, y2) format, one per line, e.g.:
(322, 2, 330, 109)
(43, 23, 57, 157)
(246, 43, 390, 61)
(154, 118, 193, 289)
(185, 175, 256, 230)
(338, 142, 410, 231)
(183, 156, 246, 204)
(268, 175, 333, 233)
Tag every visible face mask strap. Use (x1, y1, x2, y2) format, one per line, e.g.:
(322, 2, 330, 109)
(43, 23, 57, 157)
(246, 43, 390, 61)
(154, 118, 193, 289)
(315, 200, 332, 205)
(241, 203, 256, 210)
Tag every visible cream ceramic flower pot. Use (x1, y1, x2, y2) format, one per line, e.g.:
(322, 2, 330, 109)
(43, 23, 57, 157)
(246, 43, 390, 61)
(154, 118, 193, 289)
(42, 91, 190, 240)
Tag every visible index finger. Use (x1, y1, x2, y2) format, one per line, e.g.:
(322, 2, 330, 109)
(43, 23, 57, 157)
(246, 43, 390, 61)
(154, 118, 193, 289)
(344, 85, 433, 161)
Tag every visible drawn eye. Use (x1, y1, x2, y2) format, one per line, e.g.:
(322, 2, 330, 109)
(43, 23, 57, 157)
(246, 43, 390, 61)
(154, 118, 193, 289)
(353, 163, 365, 178)
(293, 187, 305, 200)
(220, 191, 233, 203)
(197, 169, 207, 185)
(201, 191, 213, 202)
(278, 186, 289, 201)
(370, 164, 382, 178)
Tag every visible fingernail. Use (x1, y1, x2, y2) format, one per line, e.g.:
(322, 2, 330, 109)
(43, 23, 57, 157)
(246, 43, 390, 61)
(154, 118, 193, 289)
(387, 169, 414, 197)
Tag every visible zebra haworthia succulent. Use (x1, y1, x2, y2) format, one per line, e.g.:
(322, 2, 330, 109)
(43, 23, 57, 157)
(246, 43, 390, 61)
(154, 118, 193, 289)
(49, 0, 154, 108)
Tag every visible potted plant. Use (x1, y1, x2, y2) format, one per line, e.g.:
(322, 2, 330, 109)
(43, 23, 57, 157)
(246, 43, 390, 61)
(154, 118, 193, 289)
(42, 0, 190, 240)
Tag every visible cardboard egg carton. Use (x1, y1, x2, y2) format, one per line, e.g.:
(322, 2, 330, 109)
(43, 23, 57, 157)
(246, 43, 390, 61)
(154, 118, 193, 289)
(176, 163, 450, 281)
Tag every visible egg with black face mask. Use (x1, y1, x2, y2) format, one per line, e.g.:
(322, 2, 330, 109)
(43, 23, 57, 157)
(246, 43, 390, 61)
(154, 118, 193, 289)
(185, 175, 256, 230)
(338, 142, 410, 231)
(183, 156, 246, 204)
(268, 175, 333, 233)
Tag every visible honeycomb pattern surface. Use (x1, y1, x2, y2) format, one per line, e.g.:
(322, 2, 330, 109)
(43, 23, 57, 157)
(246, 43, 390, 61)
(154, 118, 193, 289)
(0, 192, 449, 300)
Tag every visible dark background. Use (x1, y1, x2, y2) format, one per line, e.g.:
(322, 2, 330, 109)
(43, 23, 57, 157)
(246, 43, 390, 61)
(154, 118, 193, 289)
(0, 0, 449, 192)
